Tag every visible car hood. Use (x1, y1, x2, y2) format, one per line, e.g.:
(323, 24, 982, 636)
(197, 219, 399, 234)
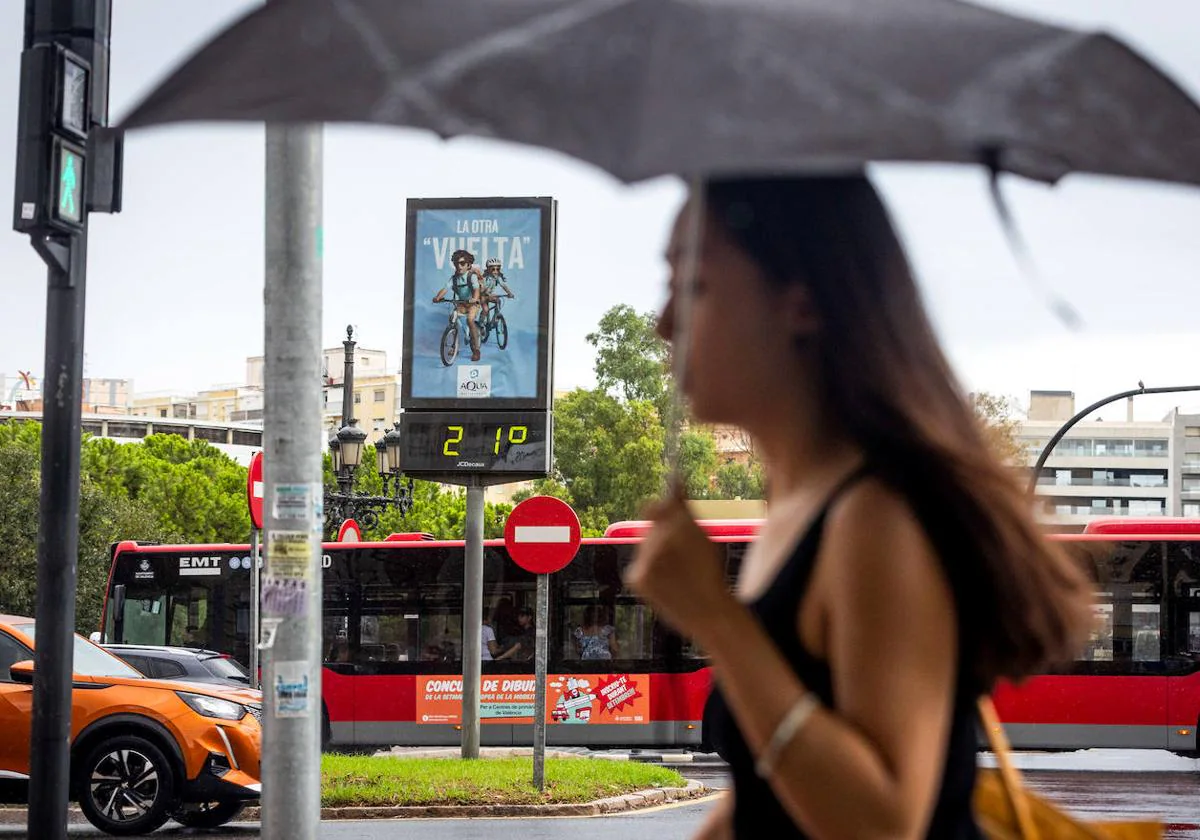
(83, 674, 262, 705)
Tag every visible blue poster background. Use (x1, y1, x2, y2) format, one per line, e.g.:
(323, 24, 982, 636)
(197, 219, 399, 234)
(409, 208, 543, 401)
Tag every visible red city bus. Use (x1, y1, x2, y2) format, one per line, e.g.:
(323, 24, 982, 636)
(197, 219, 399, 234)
(98, 521, 755, 749)
(99, 518, 1200, 752)
(991, 518, 1200, 752)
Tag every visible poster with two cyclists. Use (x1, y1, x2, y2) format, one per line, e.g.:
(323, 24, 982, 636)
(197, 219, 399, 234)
(402, 197, 556, 411)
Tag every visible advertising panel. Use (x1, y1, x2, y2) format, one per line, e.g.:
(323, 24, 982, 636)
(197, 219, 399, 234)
(402, 197, 556, 411)
(415, 674, 650, 725)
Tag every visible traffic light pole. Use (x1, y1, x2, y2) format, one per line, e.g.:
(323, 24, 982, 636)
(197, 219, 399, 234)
(14, 3, 117, 838)
(261, 120, 324, 840)
(27, 229, 86, 840)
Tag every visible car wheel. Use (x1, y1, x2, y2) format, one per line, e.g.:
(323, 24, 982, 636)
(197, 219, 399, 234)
(76, 735, 175, 836)
(172, 799, 247, 828)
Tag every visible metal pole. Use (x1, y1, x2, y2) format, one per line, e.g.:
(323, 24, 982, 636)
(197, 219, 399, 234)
(27, 229, 86, 840)
(462, 479, 485, 758)
(336, 327, 355, 497)
(532, 573, 548, 791)
(250, 527, 260, 690)
(261, 120, 324, 840)
(341, 326, 355, 424)
(1026, 384, 1200, 496)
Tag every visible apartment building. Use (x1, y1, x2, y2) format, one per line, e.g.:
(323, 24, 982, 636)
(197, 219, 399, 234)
(1019, 390, 1200, 532)
(2, 373, 134, 415)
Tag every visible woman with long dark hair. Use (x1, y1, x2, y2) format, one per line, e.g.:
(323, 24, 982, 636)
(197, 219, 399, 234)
(626, 175, 1093, 839)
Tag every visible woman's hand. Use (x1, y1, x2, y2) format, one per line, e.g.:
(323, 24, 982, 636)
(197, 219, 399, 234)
(624, 487, 736, 642)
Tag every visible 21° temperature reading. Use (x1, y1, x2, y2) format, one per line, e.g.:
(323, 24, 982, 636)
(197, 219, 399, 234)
(442, 424, 528, 456)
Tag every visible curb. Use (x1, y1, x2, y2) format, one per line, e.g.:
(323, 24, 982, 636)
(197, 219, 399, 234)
(0, 781, 710, 823)
(628, 752, 727, 766)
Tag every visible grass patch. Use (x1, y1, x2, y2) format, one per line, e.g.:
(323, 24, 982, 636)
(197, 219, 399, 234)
(320, 756, 687, 807)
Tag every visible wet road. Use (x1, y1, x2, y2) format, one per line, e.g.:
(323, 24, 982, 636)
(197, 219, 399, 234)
(687, 763, 1200, 836)
(3, 765, 1200, 837)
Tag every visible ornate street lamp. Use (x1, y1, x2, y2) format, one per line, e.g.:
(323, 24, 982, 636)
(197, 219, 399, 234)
(323, 326, 415, 535)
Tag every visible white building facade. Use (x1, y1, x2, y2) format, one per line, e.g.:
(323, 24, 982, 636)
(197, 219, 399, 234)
(1019, 390, 1200, 532)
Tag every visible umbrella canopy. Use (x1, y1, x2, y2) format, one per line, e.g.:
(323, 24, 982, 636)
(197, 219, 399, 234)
(119, 0, 1200, 187)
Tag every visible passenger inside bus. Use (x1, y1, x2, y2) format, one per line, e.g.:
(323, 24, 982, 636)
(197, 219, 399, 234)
(573, 605, 619, 660)
(495, 607, 535, 661)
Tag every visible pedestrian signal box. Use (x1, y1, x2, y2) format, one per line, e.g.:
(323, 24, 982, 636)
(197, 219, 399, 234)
(12, 44, 90, 235)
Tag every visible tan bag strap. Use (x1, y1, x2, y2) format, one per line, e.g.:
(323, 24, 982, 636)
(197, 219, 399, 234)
(978, 697, 1040, 840)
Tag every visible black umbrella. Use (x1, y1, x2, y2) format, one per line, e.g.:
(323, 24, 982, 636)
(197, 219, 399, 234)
(119, 0, 1200, 187)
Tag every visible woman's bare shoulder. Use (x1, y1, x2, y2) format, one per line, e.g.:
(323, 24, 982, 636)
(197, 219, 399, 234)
(819, 476, 948, 594)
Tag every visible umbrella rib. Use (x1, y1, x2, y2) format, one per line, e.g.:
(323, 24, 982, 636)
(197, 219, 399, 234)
(330, 0, 406, 78)
(369, 0, 638, 129)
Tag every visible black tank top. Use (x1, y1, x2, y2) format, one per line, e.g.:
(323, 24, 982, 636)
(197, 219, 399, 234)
(702, 468, 983, 839)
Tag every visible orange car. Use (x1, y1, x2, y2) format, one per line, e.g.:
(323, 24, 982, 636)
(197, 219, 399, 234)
(0, 615, 261, 835)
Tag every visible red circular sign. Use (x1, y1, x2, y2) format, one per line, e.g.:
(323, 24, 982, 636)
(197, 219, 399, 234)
(247, 451, 264, 530)
(504, 496, 581, 574)
(338, 519, 362, 543)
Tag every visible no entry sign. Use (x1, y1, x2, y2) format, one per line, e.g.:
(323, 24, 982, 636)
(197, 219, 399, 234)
(504, 496, 581, 575)
(247, 451, 264, 530)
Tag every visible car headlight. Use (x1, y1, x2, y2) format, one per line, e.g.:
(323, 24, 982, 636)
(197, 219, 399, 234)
(176, 691, 246, 721)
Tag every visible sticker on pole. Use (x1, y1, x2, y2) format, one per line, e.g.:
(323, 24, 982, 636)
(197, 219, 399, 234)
(272, 661, 312, 718)
(504, 496, 581, 575)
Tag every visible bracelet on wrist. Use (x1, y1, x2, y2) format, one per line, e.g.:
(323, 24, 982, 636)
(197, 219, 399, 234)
(755, 692, 821, 779)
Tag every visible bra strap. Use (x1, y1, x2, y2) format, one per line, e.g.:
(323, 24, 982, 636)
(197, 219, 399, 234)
(815, 462, 873, 520)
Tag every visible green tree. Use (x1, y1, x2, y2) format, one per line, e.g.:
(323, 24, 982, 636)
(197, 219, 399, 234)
(677, 429, 719, 499)
(0, 429, 41, 623)
(511, 479, 608, 537)
(585, 305, 672, 418)
(0, 421, 174, 634)
(970, 391, 1026, 465)
(549, 388, 665, 527)
(714, 460, 766, 500)
(366, 479, 511, 541)
(80, 435, 250, 543)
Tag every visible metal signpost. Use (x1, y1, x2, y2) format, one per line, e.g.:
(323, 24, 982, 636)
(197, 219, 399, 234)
(261, 118, 324, 838)
(12, 2, 121, 836)
(247, 451, 264, 689)
(398, 197, 557, 757)
(503, 496, 581, 789)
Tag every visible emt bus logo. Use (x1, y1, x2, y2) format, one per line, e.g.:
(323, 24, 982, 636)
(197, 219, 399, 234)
(179, 556, 223, 576)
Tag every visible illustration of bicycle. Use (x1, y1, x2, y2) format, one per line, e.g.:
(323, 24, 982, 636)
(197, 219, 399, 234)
(437, 294, 512, 367)
(437, 301, 475, 366)
(479, 293, 512, 349)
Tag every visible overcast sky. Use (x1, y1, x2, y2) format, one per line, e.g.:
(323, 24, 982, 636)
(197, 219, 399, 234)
(2, 1, 1199, 421)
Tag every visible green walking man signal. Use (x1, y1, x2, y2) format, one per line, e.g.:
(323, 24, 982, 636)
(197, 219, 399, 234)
(55, 141, 84, 225)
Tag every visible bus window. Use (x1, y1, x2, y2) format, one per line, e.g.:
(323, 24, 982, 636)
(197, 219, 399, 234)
(418, 612, 461, 664)
(1164, 541, 1200, 667)
(1088, 540, 1163, 673)
(108, 589, 167, 646)
(349, 545, 474, 669)
(169, 587, 210, 649)
(1132, 604, 1161, 662)
(1082, 603, 1114, 662)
